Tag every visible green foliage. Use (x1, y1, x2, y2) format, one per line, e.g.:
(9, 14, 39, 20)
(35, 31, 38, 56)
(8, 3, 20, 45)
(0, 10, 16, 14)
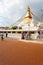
(19, 26, 22, 29)
(11, 26, 18, 29)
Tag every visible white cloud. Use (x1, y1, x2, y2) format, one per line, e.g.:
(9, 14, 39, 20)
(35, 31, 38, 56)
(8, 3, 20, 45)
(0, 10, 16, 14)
(0, 0, 28, 26)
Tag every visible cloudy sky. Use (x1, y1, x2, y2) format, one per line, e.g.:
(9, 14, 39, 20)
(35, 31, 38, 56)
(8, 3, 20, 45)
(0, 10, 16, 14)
(0, 0, 43, 26)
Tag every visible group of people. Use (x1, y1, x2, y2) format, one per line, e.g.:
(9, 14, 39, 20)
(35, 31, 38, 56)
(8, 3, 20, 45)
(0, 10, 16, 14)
(21, 32, 40, 40)
(21, 32, 29, 40)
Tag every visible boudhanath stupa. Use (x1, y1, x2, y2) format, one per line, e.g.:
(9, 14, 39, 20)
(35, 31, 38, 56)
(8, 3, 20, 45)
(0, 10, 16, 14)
(18, 7, 42, 30)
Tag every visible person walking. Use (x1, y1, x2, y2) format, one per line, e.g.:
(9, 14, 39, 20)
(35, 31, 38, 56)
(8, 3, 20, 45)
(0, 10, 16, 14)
(6, 32, 8, 37)
(1, 33, 4, 40)
(21, 32, 25, 39)
(24, 32, 29, 40)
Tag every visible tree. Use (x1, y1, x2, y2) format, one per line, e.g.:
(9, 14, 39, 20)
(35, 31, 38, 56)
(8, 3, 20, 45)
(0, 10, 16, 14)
(11, 26, 18, 29)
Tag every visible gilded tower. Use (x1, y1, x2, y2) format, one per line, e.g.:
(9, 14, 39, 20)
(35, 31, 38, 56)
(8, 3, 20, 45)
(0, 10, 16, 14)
(25, 7, 32, 18)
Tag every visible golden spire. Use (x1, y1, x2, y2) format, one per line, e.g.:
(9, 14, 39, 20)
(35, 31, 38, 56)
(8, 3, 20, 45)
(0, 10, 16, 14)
(25, 6, 32, 18)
